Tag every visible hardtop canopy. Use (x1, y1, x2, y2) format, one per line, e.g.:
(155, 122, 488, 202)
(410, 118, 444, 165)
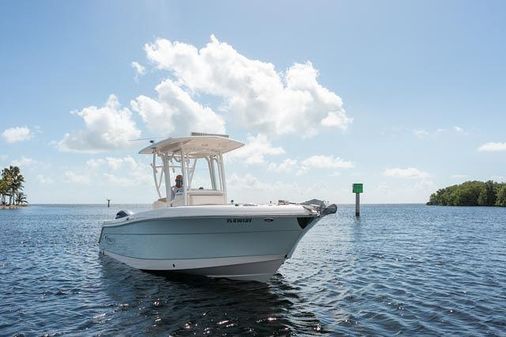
(139, 133, 244, 157)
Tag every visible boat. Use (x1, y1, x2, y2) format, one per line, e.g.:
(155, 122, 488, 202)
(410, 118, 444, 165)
(99, 133, 336, 282)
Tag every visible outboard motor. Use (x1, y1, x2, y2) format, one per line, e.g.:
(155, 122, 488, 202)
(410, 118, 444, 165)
(321, 204, 337, 216)
(115, 210, 134, 219)
(300, 199, 337, 217)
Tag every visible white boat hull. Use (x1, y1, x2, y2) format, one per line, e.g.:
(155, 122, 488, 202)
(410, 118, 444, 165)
(99, 205, 319, 282)
(102, 250, 285, 282)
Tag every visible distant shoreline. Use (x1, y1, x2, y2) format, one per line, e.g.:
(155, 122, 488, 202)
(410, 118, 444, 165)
(427, 180, 506, 207)
(0, 205, 28, 210)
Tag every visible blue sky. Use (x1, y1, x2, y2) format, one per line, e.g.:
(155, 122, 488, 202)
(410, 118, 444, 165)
(1, 0, 505, 204)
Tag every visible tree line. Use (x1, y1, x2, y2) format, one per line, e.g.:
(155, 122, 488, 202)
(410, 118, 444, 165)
(0, 166, 27, 206)
(427, 180, 506, 207)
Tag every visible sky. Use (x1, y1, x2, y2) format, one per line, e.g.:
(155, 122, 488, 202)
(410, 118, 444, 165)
(0, 0, 505, 204)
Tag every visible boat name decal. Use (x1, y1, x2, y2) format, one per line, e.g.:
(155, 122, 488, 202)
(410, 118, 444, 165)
(227, 218, 252, 223)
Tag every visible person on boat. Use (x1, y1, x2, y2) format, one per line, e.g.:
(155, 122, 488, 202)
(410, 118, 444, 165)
(171, 174, 184, 201)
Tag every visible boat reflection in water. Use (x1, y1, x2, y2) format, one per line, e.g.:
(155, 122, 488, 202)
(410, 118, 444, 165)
(99, 254, 325, 336)
(99, 133, 336, 282)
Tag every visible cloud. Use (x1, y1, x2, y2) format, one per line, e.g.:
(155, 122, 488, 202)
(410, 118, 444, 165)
(10, 156, 35, 168)
(86, 155, 142, 172)
(228, 134, 284, 165)
(381, 168, 434, 199)
(143, 35, 351, 137)
(268, 158, 298, 173)
(478, 142, 506, 152)
(267, 154, 354, 175)
(131, 61, 146, 77)
(266, 154, 353, 175)
(298, 155, 353, 175)
(63, 156, 151, 187)
(131, 79, 225, 136)
(86, 156, 132, 171)
(2, 126, 32, 143)
(86, 155, 151, 186)
(36, 174, 54, 184)
(413, 129, 430, 138)
(321, 112, 350, 128)
(64, 171, 91, 185)
(451, 174, 469, 179)
(227, 172, 342, 204)
(413, 126, 467, 139)
(228, 173, 270, 191)
(58, 95, 141, 153)
(228, 173, 299, 196)
(383, 167, 430, 179)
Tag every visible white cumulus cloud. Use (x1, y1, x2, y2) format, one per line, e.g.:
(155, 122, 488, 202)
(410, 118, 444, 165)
(228, 173, 270, 191)
(131, 61, 146, 77)
(143, 35, 351, 137)
(64, 171, 91, 185)
(478, 142, 506, 152)
(87, 155, 151, 186)
(227, 134, 284, 165)
(36, 174, 54, 184)
(58, 95, 141, 153)
(10, 156, 35, 168)
(2, 126, 32, 143)
(268, 158, 298, 173)
(383, 167, 430, 179)
(298, 155, 353, 175)
(63, 156, 151, 187)
(131, 79, 225, 136)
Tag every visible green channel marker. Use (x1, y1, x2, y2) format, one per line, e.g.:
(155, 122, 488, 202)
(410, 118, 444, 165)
(353, 183, 363, 194)
(353, 183, 363, 217)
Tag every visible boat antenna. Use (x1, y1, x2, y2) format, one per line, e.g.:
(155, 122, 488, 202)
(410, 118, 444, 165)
(129, 137, 164, 142)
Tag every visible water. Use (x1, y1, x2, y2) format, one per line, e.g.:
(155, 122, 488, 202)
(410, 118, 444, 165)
(0, 204, 505, 336)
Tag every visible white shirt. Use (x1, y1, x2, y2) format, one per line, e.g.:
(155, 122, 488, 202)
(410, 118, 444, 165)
(170, 185, 184, 201)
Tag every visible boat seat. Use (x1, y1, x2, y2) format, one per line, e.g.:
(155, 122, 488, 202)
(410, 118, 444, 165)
(188, 189, 225, 205)
(153, 198, 168, 208)
(152, 196, 185, 208)
(152, 190, 226, 207)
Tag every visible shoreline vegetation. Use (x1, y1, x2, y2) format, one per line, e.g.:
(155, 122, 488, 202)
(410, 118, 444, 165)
(427, 180, 506, 207)
(0, 165, 27, 209)
(0, 204, 27, 209)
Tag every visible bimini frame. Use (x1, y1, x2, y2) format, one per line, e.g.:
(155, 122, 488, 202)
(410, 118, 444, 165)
(139, 133, 244, 207)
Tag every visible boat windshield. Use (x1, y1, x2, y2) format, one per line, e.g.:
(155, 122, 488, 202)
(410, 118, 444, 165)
(187, 156, 223, 192)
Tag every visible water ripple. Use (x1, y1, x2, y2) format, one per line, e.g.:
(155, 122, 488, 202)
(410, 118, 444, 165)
(0, 204, 505, 336)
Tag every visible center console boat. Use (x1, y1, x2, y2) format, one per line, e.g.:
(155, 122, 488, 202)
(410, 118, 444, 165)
(99, 133, 336, 282)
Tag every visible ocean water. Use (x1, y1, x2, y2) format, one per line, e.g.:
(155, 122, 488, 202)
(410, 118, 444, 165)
(0, 204, 505, 336)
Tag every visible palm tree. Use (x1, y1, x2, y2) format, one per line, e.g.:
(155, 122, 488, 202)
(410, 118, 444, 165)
(11, 166, 24, 204)
(15, 192, 27, 205)
(1, 168, 12, 205)
(1, 166, 25, 205)
(0, 178, 8, 205)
